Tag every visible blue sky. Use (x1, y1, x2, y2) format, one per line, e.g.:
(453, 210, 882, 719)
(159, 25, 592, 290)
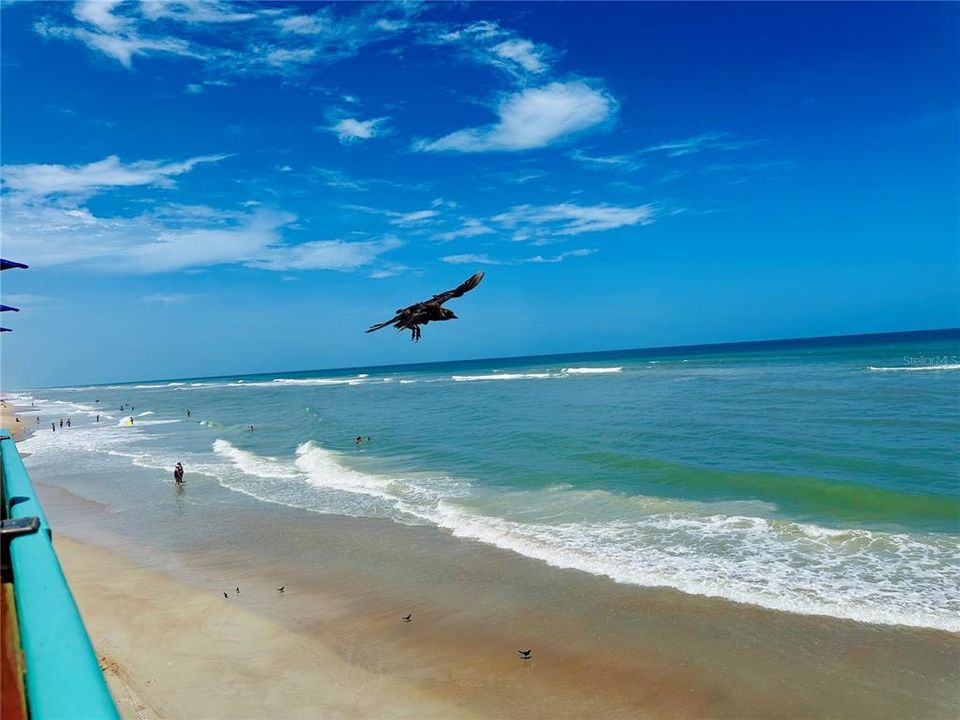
(1, 1, 957, 388)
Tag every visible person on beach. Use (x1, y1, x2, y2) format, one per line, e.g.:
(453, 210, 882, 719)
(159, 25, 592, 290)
(36, 417, 39, 423)
(66, 418, 71, 427)
(355, 436, 363, 445)
(96, 414, 99, 422)
(174, 462, 184, 484)
(186, 409, 191, 417)
(59, 419, 63, 428)
(51, 423, 56, 432)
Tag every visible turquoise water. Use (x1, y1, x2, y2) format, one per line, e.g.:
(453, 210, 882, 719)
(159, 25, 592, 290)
(14, 330, 960, 630)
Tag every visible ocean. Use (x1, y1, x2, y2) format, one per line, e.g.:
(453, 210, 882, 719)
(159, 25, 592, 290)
(12, 329, 960, 632)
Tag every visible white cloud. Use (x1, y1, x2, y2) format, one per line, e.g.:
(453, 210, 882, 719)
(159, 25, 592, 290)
(345, 203, 445, 226)
(642, 132, 765, 157)
(415, 82, 617, 153)
(184, 83, 204, 94)
(0, 294, 56, 306)
(260, 47, 318, 68)
(438, 21, 493, 44)
(527, 248, 596, 263)
(0, 198, 292, 272)
(136, 293, 196, 305)
(249, 235, 403, 271)
(569, 149, 643, 171)
(139, 1, 259, 24)
(2, 154, 229, 197)
(491, 39, 545, 73)
(313, 168, 370, 191)
(1, 195, 400, 274)
(492, 202, 654, 240)
(311, 168, 430, 193)
(437, 219, 496, 241)
(34, 21, 202, 68)
(73, 0, 132, 32)
(441, 248, 596, 266)
(328, 117, 388, 143)
(441, 253, 500, 265)
(390, 209, 437, 225)
(275, 14, 327, 35)
(38, 2, 424, 75)
(433, 21, 551, 78)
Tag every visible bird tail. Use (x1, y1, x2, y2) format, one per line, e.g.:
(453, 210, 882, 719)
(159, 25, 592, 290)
(365, 319, 395, 333)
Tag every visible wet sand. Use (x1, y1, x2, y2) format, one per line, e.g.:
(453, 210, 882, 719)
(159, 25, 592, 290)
(0, 399, 31, 440)
(54, 535, 480, 720)
(37, 481, 960, 720)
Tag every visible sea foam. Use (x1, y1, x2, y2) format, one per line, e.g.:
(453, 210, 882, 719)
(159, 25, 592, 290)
(452, 373, 553, 381)
(868, 364, 960, 372)
(562, 366, 623, 374)
(203, 439, 960, 633)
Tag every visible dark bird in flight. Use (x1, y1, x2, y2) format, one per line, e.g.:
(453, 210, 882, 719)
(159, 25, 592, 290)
(518, 649, 532, 660)
(402, 614, 412, 622)
(277, 586, 285, 593)
(235, 587, 240, 594)
(223, 592, 229, 599)
(366, 272, 485, 342)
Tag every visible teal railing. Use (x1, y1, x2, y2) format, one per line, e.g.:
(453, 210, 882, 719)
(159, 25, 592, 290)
(1, 429, 119, 719)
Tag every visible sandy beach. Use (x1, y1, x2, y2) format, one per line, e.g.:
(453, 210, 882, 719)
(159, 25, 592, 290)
(31, 479, 960, 720)
(53, 535, 480, 720)
(0, 398, 31, 440)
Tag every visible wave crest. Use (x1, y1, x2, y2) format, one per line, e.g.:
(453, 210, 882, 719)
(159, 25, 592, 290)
(562, 366, 623, 374)
(869, 364, 960, 372)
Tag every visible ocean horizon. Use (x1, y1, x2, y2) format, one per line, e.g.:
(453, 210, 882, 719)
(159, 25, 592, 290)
(11, 326, 959, 633)
(32, 326, 960, 390)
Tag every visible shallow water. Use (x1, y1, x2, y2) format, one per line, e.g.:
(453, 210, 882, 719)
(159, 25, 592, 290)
(13, 329, 960, 631)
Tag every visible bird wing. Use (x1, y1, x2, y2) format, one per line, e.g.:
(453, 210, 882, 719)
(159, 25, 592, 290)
(429, 271, 485, 306)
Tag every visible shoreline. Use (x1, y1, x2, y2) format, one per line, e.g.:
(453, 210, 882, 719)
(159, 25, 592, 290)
(36, 479, 960, 720)
(0, 397, 33, 441)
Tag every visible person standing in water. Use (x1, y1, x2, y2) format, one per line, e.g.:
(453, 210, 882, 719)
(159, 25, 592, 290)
(173, 462, 184, 484)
